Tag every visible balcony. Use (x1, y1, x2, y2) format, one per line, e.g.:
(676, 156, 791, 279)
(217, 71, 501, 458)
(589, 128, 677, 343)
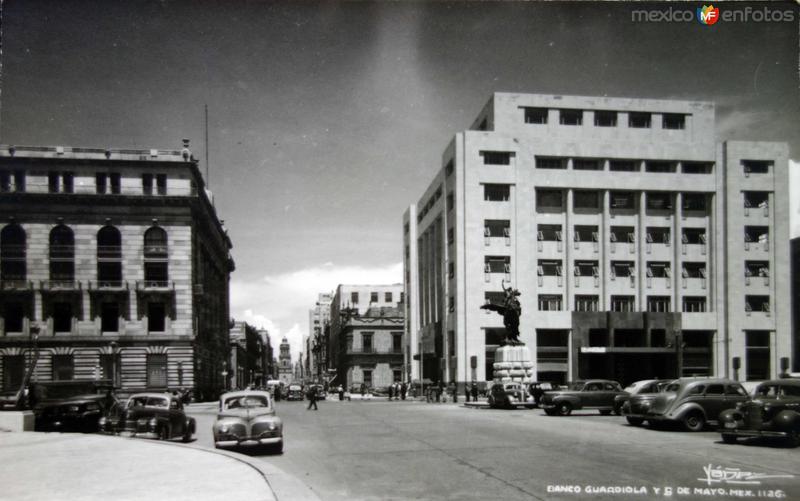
(89, 280, 129, 291)
(135, 280, 174, 291)
(0, 279, 33, 291)
(40, 279, 81, 291)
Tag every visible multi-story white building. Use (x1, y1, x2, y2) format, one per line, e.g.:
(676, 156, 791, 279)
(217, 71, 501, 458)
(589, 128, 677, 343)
(404, 93, 791, 389)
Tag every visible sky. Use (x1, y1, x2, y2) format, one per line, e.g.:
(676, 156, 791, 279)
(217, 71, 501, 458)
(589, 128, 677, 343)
(2, 1, 798, 361)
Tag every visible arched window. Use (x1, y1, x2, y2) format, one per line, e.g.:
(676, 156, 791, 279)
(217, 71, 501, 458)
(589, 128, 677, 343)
(97, 226, 122, 286)
(1, 224, 27, 282)
(143, 227, 168, 286)
(49, 225, 75, 284)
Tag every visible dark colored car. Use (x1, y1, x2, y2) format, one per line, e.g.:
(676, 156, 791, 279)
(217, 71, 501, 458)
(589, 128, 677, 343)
(113, 393, 195, 441)
(488, 382, 533, 409)
(623, 378, 749, 431)
(29, 380, 117, 433)
(540, 380, 625, 416)
(286, 384, 304, 401)
(613, 379, 672, 415)
(527, 382, 559, 407)
(719, 379, 800, 447)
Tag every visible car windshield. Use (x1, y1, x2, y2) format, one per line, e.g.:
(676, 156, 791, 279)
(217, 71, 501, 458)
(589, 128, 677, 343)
(567, 382, 585, 391)
(664, 383, 682, 393)
(127, 396, 168, 409)
(225, 395, 270, 409)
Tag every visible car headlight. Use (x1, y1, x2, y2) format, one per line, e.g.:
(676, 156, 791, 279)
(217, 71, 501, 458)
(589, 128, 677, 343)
(640, 400, 651, 409)
(148, 417, 158, 430)
(98, 417, 107, 426)
(220, 425, 229, 433)
(268, 423, 276, 431)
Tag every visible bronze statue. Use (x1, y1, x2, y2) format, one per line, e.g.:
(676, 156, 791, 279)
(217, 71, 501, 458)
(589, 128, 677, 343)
(480, 282, 522, 345)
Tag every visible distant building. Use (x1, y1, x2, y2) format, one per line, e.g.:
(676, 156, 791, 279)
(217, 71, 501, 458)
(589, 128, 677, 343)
(308, 292, 333, 383)
(328, 284, 405, 387)
(277, 337, 292, 385)
(793, 237, 800, 372)
(405, 92, 791, 388)
(229, 321, 270, 390)
(258, 328, 275, 380)
(0, 143, 234, 400)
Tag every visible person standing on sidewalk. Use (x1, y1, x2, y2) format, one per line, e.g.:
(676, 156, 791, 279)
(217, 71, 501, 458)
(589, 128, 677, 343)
(307, 385, 319, 410)
(400, 381, 407, 400)
(471, 382, 479, 402)
(464, 384, 471, 402)
(388, 383, 394, 401)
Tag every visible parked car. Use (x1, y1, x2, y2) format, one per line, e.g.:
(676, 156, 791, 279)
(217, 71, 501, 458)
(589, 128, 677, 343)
(114, 393, 195, 441)
(718, 379, 800, 447)
(286, 384, 304, 401)
(623, 378, 749, 431)
(613, 379, 672, 415)
(309, 384, 326, 400)
(212, 390, 283, 453)
(488, 382, 533, 409)
(28, 380, 117, 433)
(540, 380, 625, 416)
(527, 382, 558, 407)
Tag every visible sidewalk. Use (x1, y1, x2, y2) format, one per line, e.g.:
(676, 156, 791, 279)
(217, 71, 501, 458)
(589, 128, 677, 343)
(0, 432, 276, 501)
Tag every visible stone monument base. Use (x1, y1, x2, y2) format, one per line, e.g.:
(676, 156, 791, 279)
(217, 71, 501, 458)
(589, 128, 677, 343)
(492, 344, 534, 384)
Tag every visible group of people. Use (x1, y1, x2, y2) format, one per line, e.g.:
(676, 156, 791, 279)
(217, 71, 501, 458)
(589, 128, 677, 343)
(387, 381, 407, 400)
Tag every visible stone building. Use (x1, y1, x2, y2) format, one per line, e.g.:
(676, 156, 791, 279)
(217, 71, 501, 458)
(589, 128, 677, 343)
(277, 336, 292, 385)
(308, 292, 332, 383)
(0, 143, 233, 400)
(229, 321, 270, 390)
(404, 93, 791, 388)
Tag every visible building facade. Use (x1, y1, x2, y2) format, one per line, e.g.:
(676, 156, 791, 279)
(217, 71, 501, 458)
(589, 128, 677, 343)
(405, 93, 791, 389)
(0, 143, 234, 400)
(338, 306, 405, 389)
(277, 336, 292, 385)
(229, 321, 270, 390)
(308, 292, 332, 384)
(328, 284, 404, 386)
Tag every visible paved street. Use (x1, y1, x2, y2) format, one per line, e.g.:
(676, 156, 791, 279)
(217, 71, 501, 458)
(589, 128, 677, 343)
(188, 399, 799, 501)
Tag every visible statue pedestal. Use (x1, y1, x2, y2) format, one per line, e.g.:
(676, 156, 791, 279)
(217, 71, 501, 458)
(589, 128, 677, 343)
(492, 344, 535, 384)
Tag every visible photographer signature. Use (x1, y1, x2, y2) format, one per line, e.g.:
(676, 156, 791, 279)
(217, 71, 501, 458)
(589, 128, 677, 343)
(699, 464, 795, 486)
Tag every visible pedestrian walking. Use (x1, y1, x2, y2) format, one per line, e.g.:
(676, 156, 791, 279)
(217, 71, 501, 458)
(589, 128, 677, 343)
(307, 385, 319, 410)
(388, 383, 394, 401)
(464, 384, 471, 402)
(450, 381, 457, 403)
(400, 381, 407, 401)
(435, 381, 441, 403)
(338, 384, 344, 401)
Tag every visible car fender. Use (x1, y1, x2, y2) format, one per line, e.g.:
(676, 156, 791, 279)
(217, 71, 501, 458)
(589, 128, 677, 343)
(669, 402, 706, 421)
(772, 410, 800, 432)
(551, 395, 582, 409)
(185, 416, 196, 434)
(718, 408, 743, 425)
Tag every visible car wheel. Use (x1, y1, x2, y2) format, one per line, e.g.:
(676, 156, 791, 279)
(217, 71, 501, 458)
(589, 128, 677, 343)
(626, 417, 644, 426)
(182, 427, 192, 443)
(683, 412, 705, 432)
(613, 404, 622, 416)
(599, 409, 612, 416)
(557, 402, 572, 416)
(721, 434, 737, 445)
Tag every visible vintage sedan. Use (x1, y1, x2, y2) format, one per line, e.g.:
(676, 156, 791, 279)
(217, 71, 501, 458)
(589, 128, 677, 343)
(286, 384, 304, 401)
(540, 380, 625, 416)
(213, 390, 283, 453)
(719, 379, 800, 447)
(29, 380, 117, 433)
(613, 379, 672, 415)
(488, 382, 534, 409)
(114, 393, 195, 442)
(623, 378, 749, 431)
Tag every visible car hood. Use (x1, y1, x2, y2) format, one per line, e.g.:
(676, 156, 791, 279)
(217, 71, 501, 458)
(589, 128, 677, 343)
(217, 407, 276, 420)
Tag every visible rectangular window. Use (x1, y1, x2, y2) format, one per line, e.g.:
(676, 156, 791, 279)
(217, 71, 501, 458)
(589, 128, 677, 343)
(53, 302, 73, 333)
(448, 261, 455, 279)
(144, 262, 168, 285)
(629, 112, 651, 128)
(48, 172, 60, 193)
(3, 302, 24, 332)
(2, 355, 24, 391)
(647, 296, 671, 313)
(574, 261, 598, 277)
(646, 262, 671, 278)
(156, 174, 167, 195)
(362, 370, 372, 387)
(573, 190, 599, 210)
(62, 172, 74, 194)
(742, 160, 771, 175)
(610, 261, 635, 278)
(446, 192, 454, 212)
(682, 262, 706, 279)
(609, 227, 634, 244)
(745, 295, 770, 314)
(484, 219, 510, 238)
(744, 226, 768, 248)
(536, 189, 563, 210)
(447, 227, 454, 245)
(682, 228, 707, 245)
(97, 262, 122, 286)
(662, 114, 685, 130)
(559, 109, 582, 126)
(574, 225, 598, 244)
(645, 161, 677, 173)
(646, 193, 673, 210)
(744, 261, 769, 283)
(573, 159, 601, 171)
(594, 110, 617, 127)
(147, 302, 166, 332)
(483, 184, 510, 202)
(484, 256, 510, 274)
(610, 296, 635, 312)
(101, 302, 119, 332)
(370, 292, 378, 303)
(646, 227, 671, 244)
(385, 292, 392, 303)
(682, 296, 706, 313)
(538, 295, 562, 311)
(537, 224, 562, 242)
(146, 354, 167, 388)
(142, 174, 154, 195)
(682, 162, 713, 174)
(448, 296, 455, 312)
(575, 295, 599, 312)
(392, 333, 402, 353)
(110, 173, 121, 194)
(524, 107, 548, 124)
(351, 292, 359, 304)
(0, 170, 11, 192)
(609, 160, 639, 172)
(482, 151, 512, 165)
(536, 157, 565, 169)
(682, 193, 707, 211)
(746, 331, 770, 380)
(610, 192, 635, 209)
(362, 333, 373, 353)
(445, 159, 454, 177)
(52, 354, 74, 381)
(96, 173, 107, 194)
(537, 260, 562, 276)
(484, 291, 505, 306)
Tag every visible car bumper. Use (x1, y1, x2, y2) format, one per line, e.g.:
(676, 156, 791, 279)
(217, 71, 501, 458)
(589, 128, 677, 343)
(119, 431, 160, 439)
(215, 436, 282, 448)
(625, 413, 668, 422)
(720, 423, 789, 439)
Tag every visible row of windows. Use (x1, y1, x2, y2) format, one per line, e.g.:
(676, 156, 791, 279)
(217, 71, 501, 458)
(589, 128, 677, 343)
(536, 189, 709, 211)
(2, 299, 170, 334)
(2, 353, 169, 391)
(350, 332, 403, 353)
(348, 291, 402, 304)
(0, 170, 172, 195)
(0, 224, 169, 285)
(483, 221, 708, 246)
(518, 107, 687, 130)
(531, 157, 714, 174)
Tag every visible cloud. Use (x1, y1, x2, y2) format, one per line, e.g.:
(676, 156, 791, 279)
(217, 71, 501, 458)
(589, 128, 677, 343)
(230, 262, 402, 362)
